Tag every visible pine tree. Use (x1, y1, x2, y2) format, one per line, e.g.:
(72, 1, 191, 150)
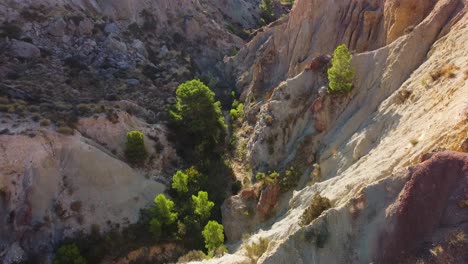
(327, 44, 355, 94)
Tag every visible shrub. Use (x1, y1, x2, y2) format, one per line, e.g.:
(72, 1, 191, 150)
(230, 103, 244, 122)
(57, 126, 74, 135)
(255, 172, 266, 182)
(327, 44, 354, 94)
(300, 194, 331, 226)
(40, 119, 51, 126)
(430, 64, 459, 81)
(202, 221, 225, 253)
(245, 237, 270, 262)
(280, 166, 300, 191)
(125, 130, 148, 164)
(53, 244, 87, 264)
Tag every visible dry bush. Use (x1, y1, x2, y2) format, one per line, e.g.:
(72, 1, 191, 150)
(300, 194, 331, 226)
(430, 64, 459, 81)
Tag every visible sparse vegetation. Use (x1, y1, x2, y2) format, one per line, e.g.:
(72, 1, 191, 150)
(125, 130, 148, 164)
(177, 250, 207, 263)
(327, 44, 355, 94)
(244, 237, 270, 263)
(300, 194, 331, 226)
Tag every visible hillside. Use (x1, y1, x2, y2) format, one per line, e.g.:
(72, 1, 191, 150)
(1, 0, 467, 263)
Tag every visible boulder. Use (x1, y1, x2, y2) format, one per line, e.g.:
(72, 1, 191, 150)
(9, 40, 41, 59)
(78, 19, 94, 35)
(104, 23, 120, 34)
(47, 17, 67, 37)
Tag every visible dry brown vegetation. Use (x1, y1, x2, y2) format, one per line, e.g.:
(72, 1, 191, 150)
(430, 64, 459, 81)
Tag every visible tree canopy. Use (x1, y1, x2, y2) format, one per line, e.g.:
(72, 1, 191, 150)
(172, 170, 189, 194)
(192, 191, 214, 221)
(153, 194, 178, 225)
(327, 44, 355, 93)
(53, 244, 87, 264)
(169, 80, 226, 161)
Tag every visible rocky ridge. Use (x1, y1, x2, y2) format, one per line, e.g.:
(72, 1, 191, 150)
(217, 0, 468, 263)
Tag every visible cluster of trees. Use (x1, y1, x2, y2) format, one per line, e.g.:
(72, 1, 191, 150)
(53, 80, 234, 263)
(148, 166, 225, 255)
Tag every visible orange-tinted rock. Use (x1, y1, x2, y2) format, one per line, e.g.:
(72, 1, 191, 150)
(240, 188, 257, 200)
(257, 184, 281, 218)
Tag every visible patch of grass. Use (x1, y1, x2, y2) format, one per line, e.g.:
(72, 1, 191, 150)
(300, 194, 331, 226)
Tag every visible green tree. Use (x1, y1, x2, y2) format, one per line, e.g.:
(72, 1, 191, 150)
(259, 0, 275, 24)
(153, 194, 178, 225)
(169, 80, 226, 160)
(192, 191, 214, 221)
(149, 194, 178, 238)
(202, 221, 225, 253)
(125, 130, 148, 164)
(172, 170, 189, 194)
(171, 166, 206, 198)
(327, 44, 355, 94)
(53, 244, 87, 264)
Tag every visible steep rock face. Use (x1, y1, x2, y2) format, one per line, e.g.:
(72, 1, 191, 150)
(217, 0, 468, 263)
(0, 112, 177, 263)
